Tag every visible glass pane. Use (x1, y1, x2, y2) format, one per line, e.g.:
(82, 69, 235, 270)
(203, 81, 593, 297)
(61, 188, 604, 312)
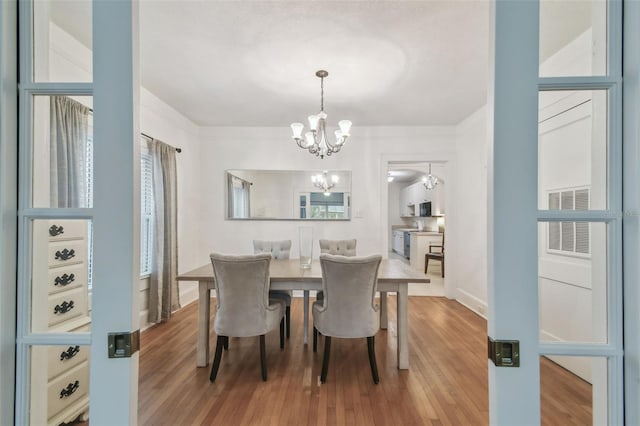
(538, 90, 608, 210)
(538, 222, 607, 344)
(33, 0, 92, 82)
(29, 344, 90, 425)
(540, 355, 608, 425)
(30, 219, 92, 333)
(539, 0, 607, 77)
(32, 95, 93, 208)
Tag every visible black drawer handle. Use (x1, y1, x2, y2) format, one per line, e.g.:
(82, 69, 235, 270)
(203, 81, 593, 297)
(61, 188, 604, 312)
(54, 300, 74, 314)
(55, 249, 75, 261)
(60, 345, 80, 361)
(59, 380, 79, 399)
(54, 273, 75, 287)
(49, 225, 64, 237)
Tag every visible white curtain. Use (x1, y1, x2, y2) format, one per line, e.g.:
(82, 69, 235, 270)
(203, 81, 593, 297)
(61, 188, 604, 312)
(50, 96, 89, 208)
(229, 175, 250, 218)
(148, 139, 180, 323)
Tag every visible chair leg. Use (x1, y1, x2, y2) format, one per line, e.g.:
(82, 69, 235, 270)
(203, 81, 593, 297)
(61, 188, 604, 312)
(313, 326, 318, 352)
(285, 305, 291, 338)
(223, 335, 229, 351)
(260, 334, 267, 381)
(424, 254, 428, 274)
(280, 317, 285, 350)
(441, 258, 445, 278)
(367, 336, 380, 384)
(320, 336, 331, 383)
(209, 335, 225, 382)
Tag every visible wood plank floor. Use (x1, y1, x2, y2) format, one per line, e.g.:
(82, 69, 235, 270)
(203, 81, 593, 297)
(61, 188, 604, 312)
(137, 297, 592, 425)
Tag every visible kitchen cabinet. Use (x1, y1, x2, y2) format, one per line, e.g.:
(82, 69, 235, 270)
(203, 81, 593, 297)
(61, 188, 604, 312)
(392, 230, 405, 254)
(410, 232, 443, 272)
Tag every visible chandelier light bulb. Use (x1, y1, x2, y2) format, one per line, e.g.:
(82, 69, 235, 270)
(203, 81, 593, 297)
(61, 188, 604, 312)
(291, 123, 304, 139)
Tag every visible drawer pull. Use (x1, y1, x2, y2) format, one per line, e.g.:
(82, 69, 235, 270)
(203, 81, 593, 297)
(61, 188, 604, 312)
(49, 224, 64, 237)
(59, 380, 79, 399)
(60, 345, 80, 361)
(54, 300, 75, 314)
(55, 248, 75, 261)
(54, 273, 76, 287)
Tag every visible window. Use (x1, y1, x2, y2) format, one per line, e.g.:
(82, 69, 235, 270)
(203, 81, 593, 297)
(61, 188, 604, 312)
(309, 192, 346, 219)
(140, 140, 154, 276)
(548, 188, 590, 255)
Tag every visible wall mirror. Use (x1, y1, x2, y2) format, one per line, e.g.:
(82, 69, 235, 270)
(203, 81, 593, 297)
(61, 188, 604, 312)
(226, 169, 351, 220)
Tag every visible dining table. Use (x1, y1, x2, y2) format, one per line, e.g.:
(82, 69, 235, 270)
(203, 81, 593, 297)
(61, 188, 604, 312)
(177, 258, 430, 370)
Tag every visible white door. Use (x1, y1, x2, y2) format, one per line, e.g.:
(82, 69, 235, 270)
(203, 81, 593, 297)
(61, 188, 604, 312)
(489, 1, 627, 424)
(14, 1, 140, 425)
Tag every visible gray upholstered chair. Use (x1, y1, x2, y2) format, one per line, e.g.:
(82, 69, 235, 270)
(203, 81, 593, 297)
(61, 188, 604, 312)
(253, 240, 292, 338)
(209, 253, 285, 382)
(316, 239, 357, 302)
(312, 253, 383, 384)
(319, 239, 357, 256)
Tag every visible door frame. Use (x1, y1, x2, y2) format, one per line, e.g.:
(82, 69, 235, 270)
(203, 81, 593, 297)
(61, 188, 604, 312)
(0, 0, 18, 424)
(9, 1, 141, 425)
(489, 0, 628, 423)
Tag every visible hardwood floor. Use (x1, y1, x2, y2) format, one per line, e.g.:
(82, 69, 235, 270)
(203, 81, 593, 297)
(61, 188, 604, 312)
(137, 297, 592, 425)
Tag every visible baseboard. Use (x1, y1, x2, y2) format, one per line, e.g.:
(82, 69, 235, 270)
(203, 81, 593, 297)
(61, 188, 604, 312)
(455, 288, 487, 319)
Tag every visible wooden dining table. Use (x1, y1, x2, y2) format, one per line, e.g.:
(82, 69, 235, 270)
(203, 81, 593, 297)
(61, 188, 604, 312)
(177, 258, 429, 370)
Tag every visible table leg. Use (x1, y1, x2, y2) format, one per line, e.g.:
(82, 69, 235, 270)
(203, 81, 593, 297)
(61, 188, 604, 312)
(397, 286, 409, 369)
(380, 291, 388, 329)
(197, 281, 211, 367)
(303, 290, 309, 344)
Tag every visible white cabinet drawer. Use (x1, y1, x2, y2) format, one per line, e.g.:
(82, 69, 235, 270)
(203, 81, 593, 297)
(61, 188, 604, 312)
(47, 263, 87, 295)
(47, 220, 88, 241)
(48, 240, 86, 268)
(48, 287, 88, 327)
(47, 345, 89, 380)
(47, 361, 89, 422)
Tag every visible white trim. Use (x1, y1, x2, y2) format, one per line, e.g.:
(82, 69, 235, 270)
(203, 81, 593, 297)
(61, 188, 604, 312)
(0, 1, 17, 424)
(622, 1, 640, 423)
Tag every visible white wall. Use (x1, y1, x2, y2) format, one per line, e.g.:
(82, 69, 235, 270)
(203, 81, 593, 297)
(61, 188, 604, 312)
(197, 126, 456, 269)
(452, 106, 489, 316)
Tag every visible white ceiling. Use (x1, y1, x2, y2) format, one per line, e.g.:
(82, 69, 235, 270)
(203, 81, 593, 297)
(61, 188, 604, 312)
(51, 1, 591, 128)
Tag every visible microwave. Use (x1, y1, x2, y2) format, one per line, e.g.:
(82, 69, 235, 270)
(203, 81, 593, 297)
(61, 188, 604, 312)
(419, 202, 432, 217)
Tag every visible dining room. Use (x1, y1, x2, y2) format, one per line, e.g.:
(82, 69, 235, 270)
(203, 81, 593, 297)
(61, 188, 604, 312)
(4, 0, 631, 425)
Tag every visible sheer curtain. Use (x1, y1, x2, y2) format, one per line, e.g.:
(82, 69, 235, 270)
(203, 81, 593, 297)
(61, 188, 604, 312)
(228, 174, 250, 218)
(148, 139, 180, 323)
(50, 96, 90, 207)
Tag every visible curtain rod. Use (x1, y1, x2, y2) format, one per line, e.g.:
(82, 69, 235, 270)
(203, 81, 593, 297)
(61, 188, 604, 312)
(86, 107, 182, 153)
(141, 132, 182, 153)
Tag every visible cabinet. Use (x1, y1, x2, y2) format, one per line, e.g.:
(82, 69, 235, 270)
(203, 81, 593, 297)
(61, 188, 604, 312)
(392, 230, 405, 254)
(410, 233, 443, 272)
(30, 219, 91, 426)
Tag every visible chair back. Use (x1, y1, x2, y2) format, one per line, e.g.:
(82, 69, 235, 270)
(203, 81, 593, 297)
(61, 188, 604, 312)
(319, 239, 357, 256)
(209, 253, 278, 337)
(316, 254, 382, 338)
(253, 240, 291, 259)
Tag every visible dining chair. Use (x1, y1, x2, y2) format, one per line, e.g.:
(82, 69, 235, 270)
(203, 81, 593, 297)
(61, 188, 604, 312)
(424, 232, 445, 277)
(253, 240, 292, 338)
(312, 253, 383, 384)
(209, 253, 285, 382)
(316, 239, 357, 302)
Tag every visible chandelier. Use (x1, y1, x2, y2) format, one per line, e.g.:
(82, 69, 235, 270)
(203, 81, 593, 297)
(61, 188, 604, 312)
(422, 163, 439, 190)
(290, 70, 352, 159)
(312, 170, 338, 195)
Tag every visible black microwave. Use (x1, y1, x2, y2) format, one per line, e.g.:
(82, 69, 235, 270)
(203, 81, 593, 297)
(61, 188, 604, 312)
(419, 202, 432, 217)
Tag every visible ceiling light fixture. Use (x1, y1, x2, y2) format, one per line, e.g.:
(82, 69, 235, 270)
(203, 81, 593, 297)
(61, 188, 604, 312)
(291, 70, 352, 159)
(312, 170, 339, 194)
(422, 163, 439, 190)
